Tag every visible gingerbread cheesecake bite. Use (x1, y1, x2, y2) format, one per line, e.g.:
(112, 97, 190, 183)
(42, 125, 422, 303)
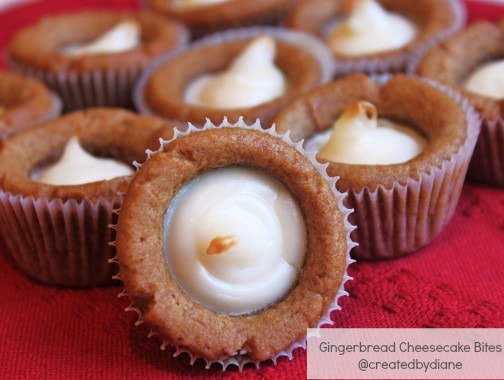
(0, 108, 174, 287)
(416, 18, 504, 187)
(0, 70, 62, 140)
(7, 10, 190, 111)
(285, 0, 465, 75)
(113, 118, 355, 369)
(134, 27, 334, 128)
(274, 73, 480, 260)
(145, 0, 297, 39)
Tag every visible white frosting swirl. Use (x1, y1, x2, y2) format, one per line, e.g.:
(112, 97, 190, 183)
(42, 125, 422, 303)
(184, 35, 287, 109)
(463, 59, 504, 99)
(326, 0, 417, 56)
(36, 136, 134, 185)
(164, 166, 306, 315)
(305, 101, 426, 165)
(60, 20, 141, 56)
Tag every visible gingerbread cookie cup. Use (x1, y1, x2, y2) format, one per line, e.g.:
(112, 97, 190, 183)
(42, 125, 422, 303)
(145, 0, 296, 39)
(7, 10, 189, 111)
(113, 119, 355, 369)
(0, 108, 173, 287)
(133, 27, 334, 128)
(274, 73, 480, 260)
(284, 0, 465, 75)
(415, 20, 504, 187)
(0, 70, 62, 140)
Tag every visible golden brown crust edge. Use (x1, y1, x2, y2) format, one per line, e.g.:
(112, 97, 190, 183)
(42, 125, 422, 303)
(0, 71, 57, 139)
(147, 0, 295, 37)
(141, 34, 326, 128)
(285, 0, 462, 62)
(273, 73, 468, 193)
(417, 20, 504, 122)
(116, 127, 348, 361)
(0, 108, 173, 202)
(7, 10, 189, 72)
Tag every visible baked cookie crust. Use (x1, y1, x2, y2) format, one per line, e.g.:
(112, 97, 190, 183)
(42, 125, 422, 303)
(116, 125, 349, 361)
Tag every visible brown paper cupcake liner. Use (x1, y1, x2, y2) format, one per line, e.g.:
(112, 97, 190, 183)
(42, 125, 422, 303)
(112, 117, 356, 370)
(0, 190, 122, 287)
(466, 117, 504, 187)
(348, 75, 480, 260)
(329, 0, 466, 76)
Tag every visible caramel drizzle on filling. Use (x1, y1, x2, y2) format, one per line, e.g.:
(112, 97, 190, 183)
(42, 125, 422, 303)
(343, 100, 378, 126)
(206, 235, 239, 255)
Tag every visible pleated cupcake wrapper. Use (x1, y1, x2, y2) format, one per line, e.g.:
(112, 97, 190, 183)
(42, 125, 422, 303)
(111, 117, 356, 370)
(7, 58, 143, 111)
(333, 0, 466, 76)
(466, 116, 504, 187)
(348, 76, 481, 260)
(133, 25, 336, 125)
(0, 190, 122, 287)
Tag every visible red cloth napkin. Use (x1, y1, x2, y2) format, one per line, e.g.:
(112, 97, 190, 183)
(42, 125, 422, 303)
(1, 1, 503, 379)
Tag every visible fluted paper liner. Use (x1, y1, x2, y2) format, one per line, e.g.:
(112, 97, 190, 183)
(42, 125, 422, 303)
(0, 191, 122, 287)
(111, 117, 356, 370)
(347, 76, 480, 259)
(8, 58, 149, 112)
(466, 117, 504, 187)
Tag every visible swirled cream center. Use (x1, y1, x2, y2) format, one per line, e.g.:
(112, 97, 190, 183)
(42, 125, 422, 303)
(36, 136, 134, 185)
(326, 0, 417, 56)
(305, 101, 426, 165)
(184, 35, 287, 109)
(164, 166, 306, 315)
(463, 59, 504, 99)
(60, 20, 141, 56)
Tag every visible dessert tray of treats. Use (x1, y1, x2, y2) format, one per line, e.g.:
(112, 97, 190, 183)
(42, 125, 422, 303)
(0, 0, 503, 379)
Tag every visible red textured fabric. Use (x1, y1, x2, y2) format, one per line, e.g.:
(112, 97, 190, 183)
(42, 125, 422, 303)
(0, 1, 503, 379)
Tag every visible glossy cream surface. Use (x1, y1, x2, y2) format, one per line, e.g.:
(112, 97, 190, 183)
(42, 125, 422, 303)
(463, 59, 504, 99)
(164, 166, 306, 315)
(305, 101, 426, 165)
(60, 20, 141, 56)
(326, 0, 417, 56)
(184, 35, 287, 109)
(36, 136, 134, 185)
